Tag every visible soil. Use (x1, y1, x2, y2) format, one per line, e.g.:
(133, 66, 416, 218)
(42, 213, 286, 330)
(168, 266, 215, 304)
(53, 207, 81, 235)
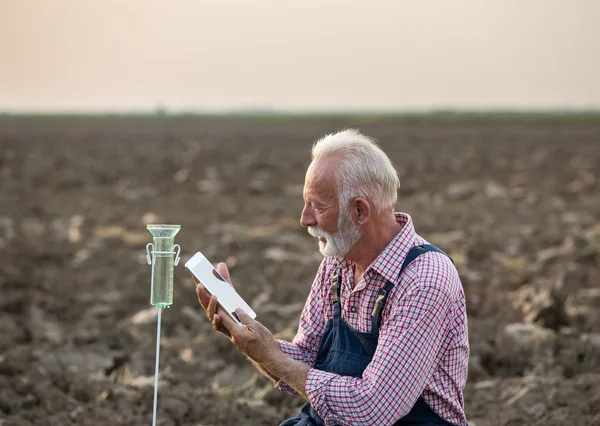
(0, 118, 599, 426)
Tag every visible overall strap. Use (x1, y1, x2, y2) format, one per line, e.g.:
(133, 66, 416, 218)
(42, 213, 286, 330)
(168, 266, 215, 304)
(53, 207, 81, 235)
(399, 244, 454, 275)
(330, 268, 342, 318)
(371, 244, 453, 333)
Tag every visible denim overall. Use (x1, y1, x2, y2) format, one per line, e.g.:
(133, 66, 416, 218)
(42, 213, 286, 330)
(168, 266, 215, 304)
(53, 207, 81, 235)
(280, 245, 458, 426)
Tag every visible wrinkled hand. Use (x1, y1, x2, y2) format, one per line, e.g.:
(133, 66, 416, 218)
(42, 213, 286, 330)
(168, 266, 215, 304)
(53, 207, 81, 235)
(195, 262, 233, 337)
(195, 263, 282, 363)
(195, 263, 304, 395)
(217, 308, 282, 365)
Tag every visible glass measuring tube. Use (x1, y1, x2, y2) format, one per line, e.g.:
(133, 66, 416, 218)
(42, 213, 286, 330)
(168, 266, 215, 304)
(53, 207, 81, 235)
(146, 224, 181, 307)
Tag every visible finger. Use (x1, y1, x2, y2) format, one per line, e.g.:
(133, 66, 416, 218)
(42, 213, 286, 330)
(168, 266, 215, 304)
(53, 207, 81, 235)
(196, 283, 211, 309)
(217, 311, 244, 334)
(207, 295, 218, 321)
(234, 309, 254, 327)
(212, 314, 231, 337)
(216, 263, 233, 286)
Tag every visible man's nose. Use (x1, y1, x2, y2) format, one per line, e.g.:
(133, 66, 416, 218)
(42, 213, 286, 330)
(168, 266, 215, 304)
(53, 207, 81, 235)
(300, 205, 316, 228)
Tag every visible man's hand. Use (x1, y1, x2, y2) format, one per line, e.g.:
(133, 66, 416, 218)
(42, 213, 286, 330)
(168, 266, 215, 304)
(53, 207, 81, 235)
(216, 308, 283, 365)
(217, 307, 309, 398)
(195, 262, 280, 361)
(194, 262, 309, 397)
(195, 262, 233, 337)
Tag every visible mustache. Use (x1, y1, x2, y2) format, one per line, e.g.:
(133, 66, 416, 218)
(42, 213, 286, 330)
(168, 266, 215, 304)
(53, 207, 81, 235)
(307, 226, 329, 238)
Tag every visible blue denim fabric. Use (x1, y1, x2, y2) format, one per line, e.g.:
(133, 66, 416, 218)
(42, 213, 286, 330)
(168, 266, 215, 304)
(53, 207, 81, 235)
(279, 245, 459, 426)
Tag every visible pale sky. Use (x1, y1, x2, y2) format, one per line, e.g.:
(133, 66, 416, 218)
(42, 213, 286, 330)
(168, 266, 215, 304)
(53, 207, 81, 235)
(1, 0, 599, 112)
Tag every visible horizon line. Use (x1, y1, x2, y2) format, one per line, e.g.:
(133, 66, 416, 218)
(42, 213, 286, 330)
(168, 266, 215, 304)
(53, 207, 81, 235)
(2, 108, 600, 123)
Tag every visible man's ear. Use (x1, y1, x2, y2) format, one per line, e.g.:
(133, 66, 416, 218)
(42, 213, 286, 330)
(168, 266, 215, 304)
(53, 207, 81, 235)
(352, 197, 371, 225)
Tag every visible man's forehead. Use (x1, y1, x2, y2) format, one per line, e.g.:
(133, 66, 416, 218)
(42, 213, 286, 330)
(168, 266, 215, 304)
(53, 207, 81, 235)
(306, 157, 339, 182)
(304, 158, 338, 199)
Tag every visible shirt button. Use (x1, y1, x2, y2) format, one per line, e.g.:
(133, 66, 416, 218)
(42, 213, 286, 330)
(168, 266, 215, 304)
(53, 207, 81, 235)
(349, 305, 357, 313)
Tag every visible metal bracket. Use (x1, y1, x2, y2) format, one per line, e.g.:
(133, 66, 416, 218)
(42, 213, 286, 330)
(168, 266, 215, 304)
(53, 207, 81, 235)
(146, 243, 154, 265)
(146, 243, 181, 266)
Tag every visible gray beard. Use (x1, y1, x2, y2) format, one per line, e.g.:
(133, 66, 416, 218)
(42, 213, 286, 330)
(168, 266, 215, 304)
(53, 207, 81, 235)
(309, 210, 361, 258)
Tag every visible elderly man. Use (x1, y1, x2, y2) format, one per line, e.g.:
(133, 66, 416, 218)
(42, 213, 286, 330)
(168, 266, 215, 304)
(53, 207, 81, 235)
(196, 129, 469, 426)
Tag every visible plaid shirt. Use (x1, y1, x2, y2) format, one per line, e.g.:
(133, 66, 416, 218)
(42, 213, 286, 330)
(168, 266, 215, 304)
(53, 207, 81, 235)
(277, 212, 469, 426)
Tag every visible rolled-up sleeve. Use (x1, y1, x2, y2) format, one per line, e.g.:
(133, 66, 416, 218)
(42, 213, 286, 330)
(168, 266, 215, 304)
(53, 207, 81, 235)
(305, 274, 456, 426)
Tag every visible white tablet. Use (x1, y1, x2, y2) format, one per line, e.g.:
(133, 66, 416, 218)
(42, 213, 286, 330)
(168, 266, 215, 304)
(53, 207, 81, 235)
(185, 251, 256, 326)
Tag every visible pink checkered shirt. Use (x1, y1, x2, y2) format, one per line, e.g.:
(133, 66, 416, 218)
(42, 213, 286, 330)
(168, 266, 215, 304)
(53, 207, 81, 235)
(277, 212, 469, 426)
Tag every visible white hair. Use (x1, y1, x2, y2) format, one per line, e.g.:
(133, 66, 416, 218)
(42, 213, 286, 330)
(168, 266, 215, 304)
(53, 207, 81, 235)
(311, 129, 400, 213)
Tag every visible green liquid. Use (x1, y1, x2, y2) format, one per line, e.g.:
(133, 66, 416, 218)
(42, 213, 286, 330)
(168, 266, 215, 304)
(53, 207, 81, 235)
(147, 224, 181, 308)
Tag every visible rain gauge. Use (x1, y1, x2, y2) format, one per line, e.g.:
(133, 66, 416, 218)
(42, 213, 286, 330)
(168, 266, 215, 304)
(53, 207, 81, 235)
(145, 224, 181, 426)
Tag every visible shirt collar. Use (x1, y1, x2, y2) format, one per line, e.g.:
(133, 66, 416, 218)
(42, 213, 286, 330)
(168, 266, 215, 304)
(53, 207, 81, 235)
(367, 212, 418, 286)
(326, 212, 418, 287)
